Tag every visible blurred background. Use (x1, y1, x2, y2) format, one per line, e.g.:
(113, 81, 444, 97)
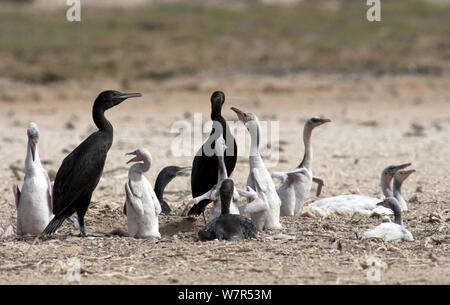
(0, 0, 448, 84)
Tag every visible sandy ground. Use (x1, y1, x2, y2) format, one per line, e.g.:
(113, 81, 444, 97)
(0, 72, 449, 285)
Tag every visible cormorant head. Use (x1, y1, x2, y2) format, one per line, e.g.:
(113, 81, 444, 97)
(382, 163, 411, 178)
(126, 148, 152, 165)
(95, 90, 142, 110)
(394, 169, 415, 184)
(220, 179, 234, 215)
(231, 107, 259, 132)
(161, 166, 191, 180)
(27, 122, 39, 161)
(307, 116, 331, 128)
(210, 91, 225, 115)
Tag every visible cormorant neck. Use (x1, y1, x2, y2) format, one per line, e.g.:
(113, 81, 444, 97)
(93, 101, 113, 133)
(217, 154, 227, 180)
(391, 202, 403, 225)
(130, 160, 150, 175)
(211, 104, 223, 120)
(299, 123, 313, 169)
(154, 172, 170, 202)
(381, 175, 393, 197)
(393, 179, 408, 211)
(25, 140, 41, 171)
(249, 122, 261, 157)
(221, 200, 230, 215)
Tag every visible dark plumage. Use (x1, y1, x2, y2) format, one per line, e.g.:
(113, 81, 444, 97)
(198, 179, 256, 241)
(189, 91, 237, 217)
(123, 165, 191, 215)
(42, 90, 141, 236)
(155, 166, 191, 214)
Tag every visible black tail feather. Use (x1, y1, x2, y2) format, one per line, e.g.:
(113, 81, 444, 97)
(42, 216, 66, 235)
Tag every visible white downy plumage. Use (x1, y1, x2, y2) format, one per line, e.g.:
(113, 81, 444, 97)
(362, 197, 413, 241)
(309, 164, 413, 216)
(124, 148, 161, 238)
(13, 122, 53, 235)
(231, 107, 282, 231)
(272, 117, 331, 216)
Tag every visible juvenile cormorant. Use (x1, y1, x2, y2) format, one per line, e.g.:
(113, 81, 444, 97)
(124, 148, 161, 238)
(198, 179, 256, 241)
(13, 122, 53, 235)
(271, 117, 331, 216)
(123, 166, 191, 216)
(362, 197, 414, 241)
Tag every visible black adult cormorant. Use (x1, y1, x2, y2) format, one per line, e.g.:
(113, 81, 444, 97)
(123, 165, 191, 216)
(42, 90, 142, 237)
(198, 179, 256, 241)
(188, 91, 237, 221)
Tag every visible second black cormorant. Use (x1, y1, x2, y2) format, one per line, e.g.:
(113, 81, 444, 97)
(188, 91, 237, 221)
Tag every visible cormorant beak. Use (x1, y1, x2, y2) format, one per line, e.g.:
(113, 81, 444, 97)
(396, 163, 411, 170)
(113, 92, 142, 105)
(30, 139, 37, 162)
(231, 107, 248, 124)
(125, 151, 141, 164)
(376, 199, 389, 208)
(176, 167, 192, 176)
(396, 169, 416, 181)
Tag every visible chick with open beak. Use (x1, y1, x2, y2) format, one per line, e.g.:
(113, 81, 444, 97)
(123, 148, 161, 238)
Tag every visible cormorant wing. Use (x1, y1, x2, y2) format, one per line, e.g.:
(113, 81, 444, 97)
(12, 184, 20, 209)
(52, 135, 108, 216)
(243, 168, 270, 214)
(44, 170, 53, 212)
(125, 182, 144, 216)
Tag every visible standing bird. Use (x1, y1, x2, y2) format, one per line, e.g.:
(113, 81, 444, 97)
(188, 91, 237, 221)
(124, 148, 161, 238)
(42, 90, 142, 237)
(309, 163, 412, 215)
(362, 197, 414, 241)
(231, 107, 282, 231)
(13, 122, 53, 235)
(272, 117, 331, 216)
(123, 165, 191, 216)
(198, 179, 256, 241)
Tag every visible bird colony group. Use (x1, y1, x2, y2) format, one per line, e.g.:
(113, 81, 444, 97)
(4, 90, 415, 243)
